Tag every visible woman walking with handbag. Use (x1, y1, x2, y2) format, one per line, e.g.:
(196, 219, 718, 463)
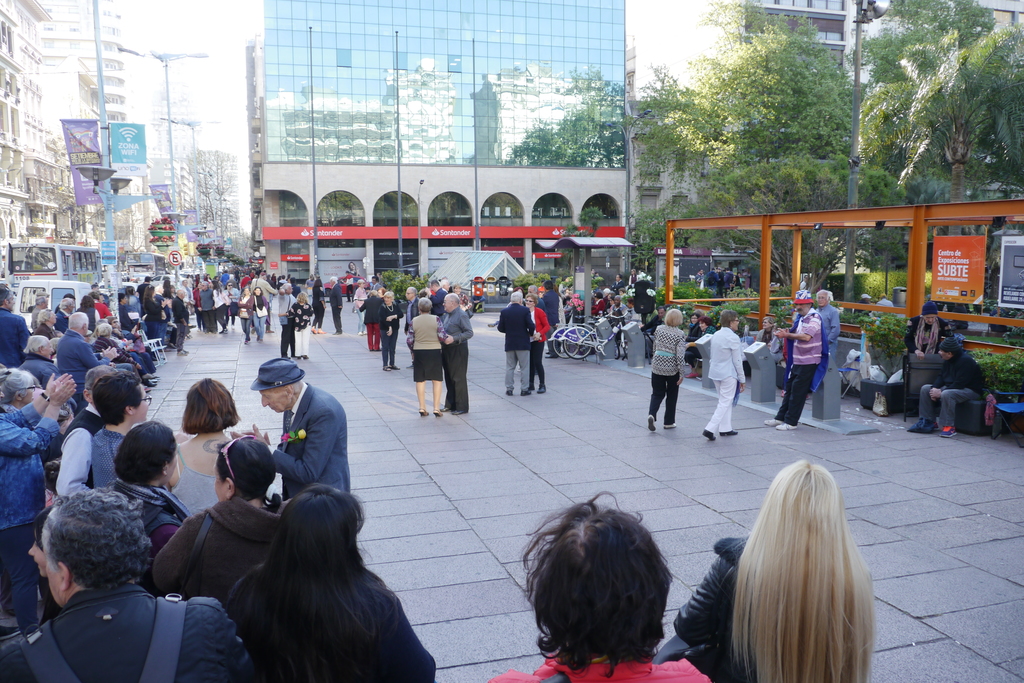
(238, 286, 254, 344)
(354, 280, 368, 335)
(647, 309, 687, 431)
(250, 287, 269, 344)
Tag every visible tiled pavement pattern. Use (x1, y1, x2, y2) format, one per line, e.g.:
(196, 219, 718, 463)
(20, 308, 1024, 681)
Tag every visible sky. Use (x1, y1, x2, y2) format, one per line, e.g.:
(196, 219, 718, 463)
(114, 0, 717, 231)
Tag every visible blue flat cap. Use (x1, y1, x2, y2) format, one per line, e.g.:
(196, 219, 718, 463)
(251, 357, 305, 391)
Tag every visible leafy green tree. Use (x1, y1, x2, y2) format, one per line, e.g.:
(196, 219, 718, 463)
(863, 0, 995, 89)
(863, 27, 1024, 212)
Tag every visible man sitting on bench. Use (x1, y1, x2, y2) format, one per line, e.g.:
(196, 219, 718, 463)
(907, 336, 984, 438)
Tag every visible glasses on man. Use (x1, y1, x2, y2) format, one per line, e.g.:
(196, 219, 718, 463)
(140, 396, 153, 405)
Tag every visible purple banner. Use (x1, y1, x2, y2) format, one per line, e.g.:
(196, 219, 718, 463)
(186, 231, 198, 243)
(150, 184, 173, 215)
(182, 210, 198, 225)
(60, 119, 102, 206)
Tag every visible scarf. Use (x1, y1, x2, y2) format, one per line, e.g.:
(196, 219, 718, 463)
(783, 311, 830, 393)
(112, 479, 191, 522)
(915, 317, 940, 354)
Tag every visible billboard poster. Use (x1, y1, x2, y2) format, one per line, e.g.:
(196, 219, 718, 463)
(60, 119, 102, 206)
(181, 210, 198, 225)
(109, 123, 147, 176)
(932, 235, 986, 305)
(150, 185, 173, 214)
(999, 236, 1024, 310)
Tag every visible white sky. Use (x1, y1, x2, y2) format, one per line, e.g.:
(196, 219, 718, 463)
(115, 0, 715, 232)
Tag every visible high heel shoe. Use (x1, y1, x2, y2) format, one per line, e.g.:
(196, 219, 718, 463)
(433, 410, 442, 418)
(419, 409, 428, 417)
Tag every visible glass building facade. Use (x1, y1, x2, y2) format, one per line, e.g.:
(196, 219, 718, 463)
(262, 0, 626, 167)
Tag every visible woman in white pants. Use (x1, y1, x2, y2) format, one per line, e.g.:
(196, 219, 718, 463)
(703, 309, 745, 441)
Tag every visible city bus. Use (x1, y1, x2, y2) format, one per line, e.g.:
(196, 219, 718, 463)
(125, 252, 168, 282)
(6, 243, 102, 285)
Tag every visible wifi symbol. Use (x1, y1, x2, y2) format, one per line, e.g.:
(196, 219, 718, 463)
(121, 127, 139, 142)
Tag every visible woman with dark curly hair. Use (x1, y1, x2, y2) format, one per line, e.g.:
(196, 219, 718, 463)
(112, 420, 189, 592)
(489, 497, 709, 683)
(228, 484, 435, 683)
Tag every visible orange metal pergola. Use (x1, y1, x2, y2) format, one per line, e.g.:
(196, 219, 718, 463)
(664, 199, 1024, 352)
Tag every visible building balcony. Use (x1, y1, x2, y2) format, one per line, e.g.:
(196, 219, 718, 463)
(251, 150, 262, 164)
(250, 117, 261, 134)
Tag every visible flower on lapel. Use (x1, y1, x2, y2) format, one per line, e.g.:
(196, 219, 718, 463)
(281, 429, 307, 444)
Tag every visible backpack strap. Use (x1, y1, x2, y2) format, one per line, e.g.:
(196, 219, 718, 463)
(138, 595, 188, 683)
(180, 513, 214, 598)
(20, 625, 84, 683)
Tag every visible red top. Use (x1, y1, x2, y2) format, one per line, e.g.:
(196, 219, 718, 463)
(490, 658, 710, 683)
(531, 307, 551, 342)
(94, 301, 111, 318)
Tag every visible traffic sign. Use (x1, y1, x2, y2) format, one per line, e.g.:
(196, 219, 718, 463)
(168, 250, 183, 266)
(100, 241, 117, 266)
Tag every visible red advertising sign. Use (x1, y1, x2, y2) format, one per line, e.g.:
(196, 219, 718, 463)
(262, 225, 626, 240)
(932, 235, 986, 305)
(533, 252, 562, 259)
(281, 254, 309, 262)
(269, 261, 278, 270)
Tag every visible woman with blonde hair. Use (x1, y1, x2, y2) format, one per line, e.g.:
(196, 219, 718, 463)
(657, 460, 874, 683)
(647, 308, 686, 431)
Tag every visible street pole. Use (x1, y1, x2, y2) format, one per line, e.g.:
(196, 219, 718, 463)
(844, 10, 864, 302)
(395, 31, 403, 273)
(309, 26, 319, 278)
(91, 0, 113, 244)
(164, 62, 178, 219)
(472, 38, 480, 252)
(190, 124, 201, 245)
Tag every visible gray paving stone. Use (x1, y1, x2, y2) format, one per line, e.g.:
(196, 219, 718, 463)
(921, 480, 1024, 505)
(873, 600, 945, 651)
(666, 550, 717, 588)
(361, 530, 489, 564)
(469, 511, 552, 539)
(871, 639, 1023, 683)
(555, 476, 665, 500)
(414, 611, 538, 669)
(653, 523, 750, 557)
(851, 455, 945, 476)
(973, 498, 1024, 523)
(361, 495, 454, 518)
(926, 601, 1024, 663)
(859, 539, 966, 580)
(451, 490, 571, 520)
(398, 579, 531, 625)
(539, 464, 646, 486)
(947, 537, 1024, 579)
(669, 472, 772, 497)
(874, 567, 1024, 617)
(373, 552, 509, 592)
(360, 509, 471, 541)
(635, 505, 732, 532)
(688, 488, 767, 513)
(847, 519, 906, 546)
(892, 515, 1024, 549)
(852, 497, 968, 528)
(355, 483, 441, 502)
(481, 535, 532, 564)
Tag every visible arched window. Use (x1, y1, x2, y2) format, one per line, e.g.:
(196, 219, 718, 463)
(428, 192, 472, 227)
(581, 193, 620, 227)
(372, 192, 419, 227)
(317, 191, 365, 226)
(480, 192, 523, 226)
(532, 193, 573, 226)
(277, 191, 308, 227)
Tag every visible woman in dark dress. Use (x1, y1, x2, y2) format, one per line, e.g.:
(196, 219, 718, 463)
(311, 277, 326, 334)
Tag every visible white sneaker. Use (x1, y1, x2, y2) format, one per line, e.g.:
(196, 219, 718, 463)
(764, 419, 782, 427)
(776, 423, 798, 431)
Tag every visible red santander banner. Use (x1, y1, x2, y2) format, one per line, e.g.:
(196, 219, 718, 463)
(262, 225, 625, 240)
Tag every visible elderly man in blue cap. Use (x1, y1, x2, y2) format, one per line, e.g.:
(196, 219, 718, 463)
(237, 357, 349, 497)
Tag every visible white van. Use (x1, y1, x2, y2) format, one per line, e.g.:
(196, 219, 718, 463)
(15, 280, 96, 327)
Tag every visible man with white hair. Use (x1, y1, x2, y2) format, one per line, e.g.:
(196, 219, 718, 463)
(440, 292, 474, 414)
(19, 336, 59, 385)
(497, 291, 535, 396)
(54, 298, 75, 335)
(29, 295, 49, 331)
(328, 277, 344, 334)
(816, 289, 841, 359)
(56, 312, 118, 410)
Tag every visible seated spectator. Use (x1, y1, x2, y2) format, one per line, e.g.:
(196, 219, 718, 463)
(32, 310, 58, 340)
(56, 311, 119, 411)
(77, 294, 100, 332)
(154, 436, 282, 604)
(173, 378, 240, 514)
(657, 461, 873, 683)
(905, 301, 954, 358)
(0, 369, 41, 415)
(19, 337, 58, 386)
(89, 371, 150, 489)
(684, 316, 715, 379)
(0, 489, 252, 681)
(28, 296, 49, 332)
(907, 336, 984, 437)
(228, 485, 435, 683)
(53, 298, 74, 335)
(112, 421, 190, 591)
(92, 323, 157, 387)
(641, 306, 666, 334)
(490, 497, 709, 683)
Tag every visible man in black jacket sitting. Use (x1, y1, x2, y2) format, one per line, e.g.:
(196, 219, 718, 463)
(907, 336, 984, 438)
(0, 489, 252, 682)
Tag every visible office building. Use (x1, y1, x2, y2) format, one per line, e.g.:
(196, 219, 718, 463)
(248, 0, 626, 280)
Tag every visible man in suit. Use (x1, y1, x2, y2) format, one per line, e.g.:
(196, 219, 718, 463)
(541, 280, 560, 358)
(328, 277, 344, 334)
(275, 283, 296, 358)
(244, 358, 350, 497)
(0, 285, 30, 368)
(429, 279, 447, 316)
(440, 293, 474, 415)
(497, 291, 535, 396)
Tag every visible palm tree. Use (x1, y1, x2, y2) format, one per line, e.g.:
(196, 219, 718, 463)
(862, 27, 1024, 220)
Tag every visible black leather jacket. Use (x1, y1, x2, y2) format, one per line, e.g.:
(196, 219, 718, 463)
(673, 537, 752, 683)
(0, 584, 253, 683)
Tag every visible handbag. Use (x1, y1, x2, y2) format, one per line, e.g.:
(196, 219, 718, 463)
(180, 513, 214, 599)
(873, 391, 889, 417)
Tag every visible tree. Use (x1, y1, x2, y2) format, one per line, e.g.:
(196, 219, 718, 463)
(863, 0, 995, 89)
(183, 149, 241, 241)
(862, 27, 1024, 212)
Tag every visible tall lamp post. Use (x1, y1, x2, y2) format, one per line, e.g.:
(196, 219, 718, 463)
(844, 0, 890, 300)
(606, 109, 653, 270)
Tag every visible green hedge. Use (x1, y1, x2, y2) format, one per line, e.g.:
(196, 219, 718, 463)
(824, 271, 932, 302)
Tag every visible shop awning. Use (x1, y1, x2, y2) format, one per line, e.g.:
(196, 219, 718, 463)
(534, 236, 634, 250)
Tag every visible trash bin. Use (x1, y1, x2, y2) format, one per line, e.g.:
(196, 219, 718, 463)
(892, 287, 907, 308)
(743, 341, 777, 405)
(485, 277, 496, 297)
(497, 276, 511, 296)
(622, 322, 644, 369)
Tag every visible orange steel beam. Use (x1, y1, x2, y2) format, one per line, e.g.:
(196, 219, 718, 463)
(906, 204, 928, 319)
(791, 229, 802, 298)
(760, 215, 771, 318)
(664, 222, 675, 305)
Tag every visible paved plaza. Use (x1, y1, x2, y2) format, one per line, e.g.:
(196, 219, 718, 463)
(34, 308, 1024, 681)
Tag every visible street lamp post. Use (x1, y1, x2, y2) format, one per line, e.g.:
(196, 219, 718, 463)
(844, 0, 890, 300)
